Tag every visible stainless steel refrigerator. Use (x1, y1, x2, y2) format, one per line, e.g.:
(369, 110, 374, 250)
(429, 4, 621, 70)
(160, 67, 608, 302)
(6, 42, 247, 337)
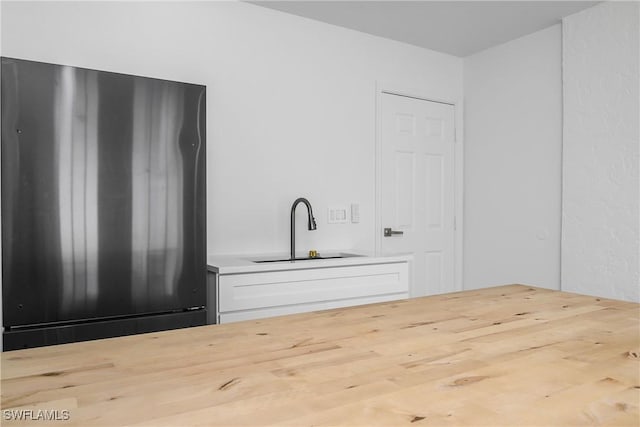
(1, 57, 207, 350)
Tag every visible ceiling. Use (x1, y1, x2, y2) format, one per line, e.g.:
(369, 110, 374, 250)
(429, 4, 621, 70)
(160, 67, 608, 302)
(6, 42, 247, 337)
(250, 1, 599, 57)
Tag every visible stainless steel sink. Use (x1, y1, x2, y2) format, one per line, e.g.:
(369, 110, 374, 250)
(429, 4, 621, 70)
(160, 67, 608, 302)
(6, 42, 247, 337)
(251, 253, 363, 263)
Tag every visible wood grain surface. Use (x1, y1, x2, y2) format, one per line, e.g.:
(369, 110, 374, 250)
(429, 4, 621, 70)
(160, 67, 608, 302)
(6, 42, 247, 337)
(1, 285, 639, 426)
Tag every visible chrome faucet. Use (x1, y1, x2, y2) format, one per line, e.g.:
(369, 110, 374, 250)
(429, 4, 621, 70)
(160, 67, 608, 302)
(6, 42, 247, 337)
(290, 197, 317, 260)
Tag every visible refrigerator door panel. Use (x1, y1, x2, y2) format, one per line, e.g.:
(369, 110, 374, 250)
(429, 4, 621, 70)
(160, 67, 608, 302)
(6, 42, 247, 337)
(2, 58, 206, 327)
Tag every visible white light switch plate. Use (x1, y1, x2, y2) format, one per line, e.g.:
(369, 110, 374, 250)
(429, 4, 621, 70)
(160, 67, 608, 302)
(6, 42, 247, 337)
(351, 203, 360, 223)
(327, 206, 348, 224)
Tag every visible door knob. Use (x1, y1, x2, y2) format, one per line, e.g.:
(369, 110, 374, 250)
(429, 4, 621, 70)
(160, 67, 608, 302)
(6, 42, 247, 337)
(384, 228, 404, 237)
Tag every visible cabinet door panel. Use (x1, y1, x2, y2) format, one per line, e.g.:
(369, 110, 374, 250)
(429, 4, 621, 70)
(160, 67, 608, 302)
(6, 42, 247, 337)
(219, 263, 408, 313)
(219, 293, 407, 323)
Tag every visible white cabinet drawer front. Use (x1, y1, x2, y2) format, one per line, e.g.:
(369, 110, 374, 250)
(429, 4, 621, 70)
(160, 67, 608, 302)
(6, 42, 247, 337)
(219, 263, 407, 312)
(219, 293, 407, 323)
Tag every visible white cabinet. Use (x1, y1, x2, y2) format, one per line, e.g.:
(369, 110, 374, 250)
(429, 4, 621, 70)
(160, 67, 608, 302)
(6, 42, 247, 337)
(214, 261, 409, 323)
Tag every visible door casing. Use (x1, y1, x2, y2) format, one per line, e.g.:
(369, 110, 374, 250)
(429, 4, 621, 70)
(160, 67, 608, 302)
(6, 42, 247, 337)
(374, 84, 464, 295)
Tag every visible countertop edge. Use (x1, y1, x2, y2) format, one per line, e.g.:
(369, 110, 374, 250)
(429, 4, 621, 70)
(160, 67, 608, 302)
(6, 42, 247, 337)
(207, 252, 412, 275)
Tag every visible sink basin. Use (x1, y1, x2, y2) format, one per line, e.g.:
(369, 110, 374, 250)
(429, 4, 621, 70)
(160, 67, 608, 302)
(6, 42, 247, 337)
(251, 253, 363, 263)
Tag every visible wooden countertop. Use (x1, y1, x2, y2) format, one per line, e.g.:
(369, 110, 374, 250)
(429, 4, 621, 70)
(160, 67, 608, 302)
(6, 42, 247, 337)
(2, 285, 639, 426)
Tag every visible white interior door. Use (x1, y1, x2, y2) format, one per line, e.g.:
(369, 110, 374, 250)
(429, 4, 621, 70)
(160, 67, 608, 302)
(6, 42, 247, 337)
(379, 92, 456, 297)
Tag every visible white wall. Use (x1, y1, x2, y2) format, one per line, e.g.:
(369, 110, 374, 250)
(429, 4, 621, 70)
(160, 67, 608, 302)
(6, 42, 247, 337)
(463, 25, 562, 290)
(562, 1, 640, 302)
(0, 1, 462, 259)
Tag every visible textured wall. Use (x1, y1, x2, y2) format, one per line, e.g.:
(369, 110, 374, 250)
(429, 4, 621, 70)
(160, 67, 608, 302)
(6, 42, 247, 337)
(562, 2, 640, 302)
(464, 25, 562, 291)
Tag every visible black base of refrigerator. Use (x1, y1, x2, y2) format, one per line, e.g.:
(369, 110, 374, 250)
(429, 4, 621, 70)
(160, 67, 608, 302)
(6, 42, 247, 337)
(3, 309, 207, 351)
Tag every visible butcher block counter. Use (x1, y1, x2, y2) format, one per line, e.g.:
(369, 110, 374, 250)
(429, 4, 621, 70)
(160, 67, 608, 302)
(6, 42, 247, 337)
(2, 285, 639, 426)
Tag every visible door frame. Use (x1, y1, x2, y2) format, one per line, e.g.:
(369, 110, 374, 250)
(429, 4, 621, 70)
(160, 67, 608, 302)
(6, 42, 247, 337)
(374, 83, 464, 293)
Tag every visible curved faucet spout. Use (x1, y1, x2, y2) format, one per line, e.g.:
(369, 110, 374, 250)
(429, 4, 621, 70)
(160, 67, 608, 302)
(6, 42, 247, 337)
(291, 197, 317, 260)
